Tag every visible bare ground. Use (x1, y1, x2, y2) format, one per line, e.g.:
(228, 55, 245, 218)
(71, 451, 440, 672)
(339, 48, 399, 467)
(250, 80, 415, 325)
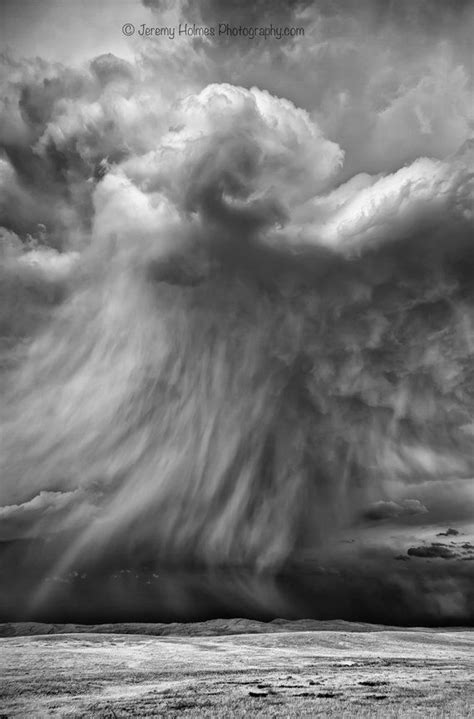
(0, 623, 473, 717)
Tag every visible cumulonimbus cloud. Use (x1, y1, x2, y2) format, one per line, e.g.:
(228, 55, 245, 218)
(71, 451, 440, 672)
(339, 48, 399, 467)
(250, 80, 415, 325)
(0, 0, 473, 624)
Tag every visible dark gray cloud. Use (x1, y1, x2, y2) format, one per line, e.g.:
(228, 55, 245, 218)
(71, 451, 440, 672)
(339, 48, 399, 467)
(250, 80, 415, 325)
(363, 499, 428, 522)
(408, 544, 459, 560)
(437, 528, 459, 537)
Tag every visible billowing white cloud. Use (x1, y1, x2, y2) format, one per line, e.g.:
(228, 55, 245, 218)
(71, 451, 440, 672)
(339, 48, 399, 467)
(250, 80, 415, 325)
(281, 152, 473, 253)
(116, 84, 343, 237)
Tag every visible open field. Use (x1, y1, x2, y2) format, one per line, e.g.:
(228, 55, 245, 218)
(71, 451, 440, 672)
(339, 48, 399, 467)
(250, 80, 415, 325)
(1, 622, 473, 717)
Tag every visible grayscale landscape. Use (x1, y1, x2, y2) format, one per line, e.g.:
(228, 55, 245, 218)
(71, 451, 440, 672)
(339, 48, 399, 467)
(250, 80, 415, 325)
(0, 1, 473, 716)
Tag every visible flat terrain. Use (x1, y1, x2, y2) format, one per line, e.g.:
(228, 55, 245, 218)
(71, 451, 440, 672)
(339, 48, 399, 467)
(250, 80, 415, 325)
(1, 622, 473, 717)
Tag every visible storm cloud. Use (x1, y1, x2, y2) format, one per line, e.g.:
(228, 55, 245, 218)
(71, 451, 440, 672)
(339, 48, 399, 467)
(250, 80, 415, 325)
(0, 0, 473, 624)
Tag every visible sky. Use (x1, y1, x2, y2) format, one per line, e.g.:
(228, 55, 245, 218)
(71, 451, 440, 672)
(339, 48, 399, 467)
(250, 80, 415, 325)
(0, 0, 473, 624)
(1, 0, 139, 64)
